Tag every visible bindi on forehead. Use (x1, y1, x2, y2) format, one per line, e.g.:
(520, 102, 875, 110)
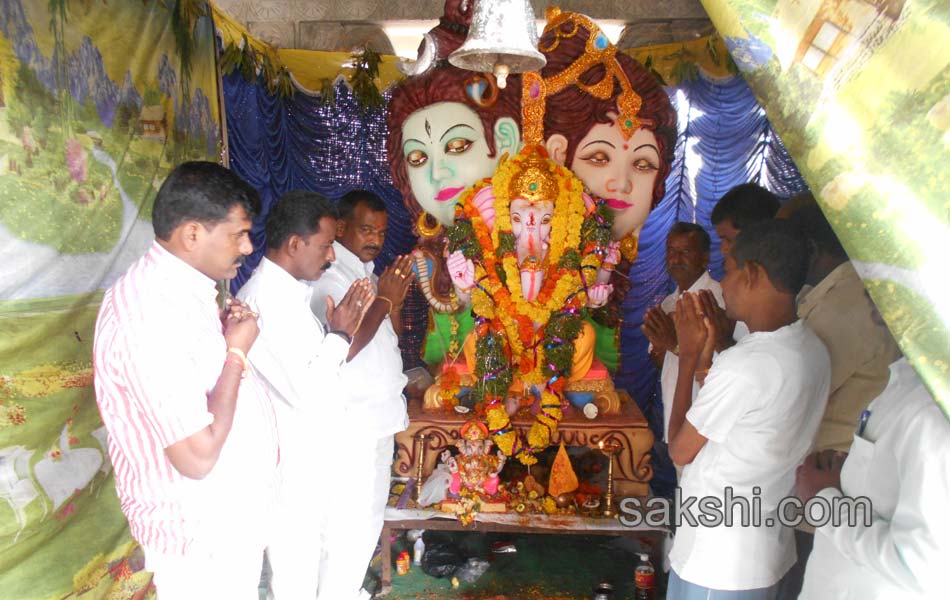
(425, 119, 431, 139)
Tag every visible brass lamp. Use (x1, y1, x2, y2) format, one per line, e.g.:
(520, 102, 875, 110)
(598, 438, 622, 518)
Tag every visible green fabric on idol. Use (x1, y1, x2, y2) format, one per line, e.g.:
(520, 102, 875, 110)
(423, 310, 476, 366)
(588, 317, 619, 372)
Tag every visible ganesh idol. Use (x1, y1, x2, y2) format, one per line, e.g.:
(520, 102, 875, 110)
(388, 4, 677, 377)
(431, 144, 621, 465)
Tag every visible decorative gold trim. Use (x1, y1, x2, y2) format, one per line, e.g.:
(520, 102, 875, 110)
(619, 234, 639, 263)
(522, 7, 643, 145)
(417, 212, 443, 238)
(564, 378, 614, 393)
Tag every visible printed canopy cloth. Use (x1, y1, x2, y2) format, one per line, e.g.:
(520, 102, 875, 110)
(701, 0, 950, 418)
(0, 0, 221, 598)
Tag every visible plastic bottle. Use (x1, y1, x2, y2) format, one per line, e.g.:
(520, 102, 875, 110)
(634, 552, 655, 600)
(413, 535, 426, 565)
(396, 551, 411, 575)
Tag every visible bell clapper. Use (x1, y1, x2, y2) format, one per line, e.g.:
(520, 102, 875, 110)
(493, 63, 510, 89)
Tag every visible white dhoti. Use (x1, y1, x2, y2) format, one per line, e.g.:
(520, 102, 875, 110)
(316, 434, 394, 600)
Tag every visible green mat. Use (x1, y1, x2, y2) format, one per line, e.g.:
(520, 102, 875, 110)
(380, 531, 664, 599)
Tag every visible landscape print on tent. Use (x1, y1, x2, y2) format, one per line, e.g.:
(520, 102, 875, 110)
(701, 0, 950, 416)
(0, 0, 220, 598)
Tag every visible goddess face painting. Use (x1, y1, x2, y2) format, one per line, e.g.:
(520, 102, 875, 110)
(536, 10, 677, 249)
(548, 114, 660, 241)
(402, 102, 519, 227)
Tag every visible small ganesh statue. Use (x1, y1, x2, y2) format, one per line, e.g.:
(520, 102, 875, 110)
(441, 144, 617, 465)
(444, 419, 507, 497)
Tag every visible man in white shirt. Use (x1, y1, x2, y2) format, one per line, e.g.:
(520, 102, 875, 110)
(796, 295, 950, 600)
(643, 222, 723, 443)
(700, 182, 782, 349)
(309, 190, 414, 600)
(237, 190, 373, 599)
(667, 220, 831, 598)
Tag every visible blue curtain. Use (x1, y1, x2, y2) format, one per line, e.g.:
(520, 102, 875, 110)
(223, 70, 808, 497)
(223, 72, 415, 291)
(615, 73, 809, 495)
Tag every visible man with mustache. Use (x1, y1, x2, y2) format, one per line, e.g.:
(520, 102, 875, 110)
(93, 162, 277, 599)
(643, 222, 720, 446)
(235, 190, 374, 599)
(309, 190, 414, 600)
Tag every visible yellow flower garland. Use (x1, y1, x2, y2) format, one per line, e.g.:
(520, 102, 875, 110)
(451, 146, 609, 464)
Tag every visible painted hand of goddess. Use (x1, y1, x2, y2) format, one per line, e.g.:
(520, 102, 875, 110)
(447, 250, 475, 293)
(605, 240, 621, 266)
(587, 283, 614, 308)
(595, 241, 621, 285)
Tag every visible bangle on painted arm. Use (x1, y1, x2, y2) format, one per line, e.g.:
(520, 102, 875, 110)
(226, 347, 248, 376)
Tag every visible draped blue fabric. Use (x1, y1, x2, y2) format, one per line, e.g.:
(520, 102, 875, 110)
(617, 73, 808, 495)
(223, 71, 414, 292)
(222, 70, 808, 497)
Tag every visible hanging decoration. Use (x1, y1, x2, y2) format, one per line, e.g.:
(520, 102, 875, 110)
(348, 47, 386, 111)
(217, 33, 295, 98)
(212, 3, 385, 108)
(702, 0, 950, 416)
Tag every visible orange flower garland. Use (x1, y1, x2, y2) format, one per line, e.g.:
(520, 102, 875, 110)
(447, 146, 612, 465)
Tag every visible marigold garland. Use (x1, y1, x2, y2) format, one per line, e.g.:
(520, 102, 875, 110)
(447, 146, 613, 465)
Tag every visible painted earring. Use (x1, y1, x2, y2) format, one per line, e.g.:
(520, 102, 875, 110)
(417, 212, 443, 238)
(464, 73, 499, 108)
(619, 234, 639, 263)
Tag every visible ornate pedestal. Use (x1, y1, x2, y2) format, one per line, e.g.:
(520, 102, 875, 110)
(394, 391, 654, 497)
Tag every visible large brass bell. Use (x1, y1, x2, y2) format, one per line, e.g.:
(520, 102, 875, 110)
(448, 0, 546, 89)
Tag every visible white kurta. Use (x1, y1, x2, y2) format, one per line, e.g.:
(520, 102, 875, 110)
(799, 358, 950, 599)
(237, 257, 350, 599)
(308, 241, 409, 600)
(310, 241, 408, 438)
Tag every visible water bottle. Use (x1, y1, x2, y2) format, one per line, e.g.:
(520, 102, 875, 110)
(592, 581, 614, 599)
(413, 535, 426, 566)
(634, 552, 655, 600)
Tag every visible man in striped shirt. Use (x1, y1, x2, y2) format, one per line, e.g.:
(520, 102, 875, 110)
(93, 162, 278, 599)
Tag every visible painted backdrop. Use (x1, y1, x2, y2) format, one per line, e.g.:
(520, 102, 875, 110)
(0, 1, 221, 598)
(703, 0, 950, 415)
